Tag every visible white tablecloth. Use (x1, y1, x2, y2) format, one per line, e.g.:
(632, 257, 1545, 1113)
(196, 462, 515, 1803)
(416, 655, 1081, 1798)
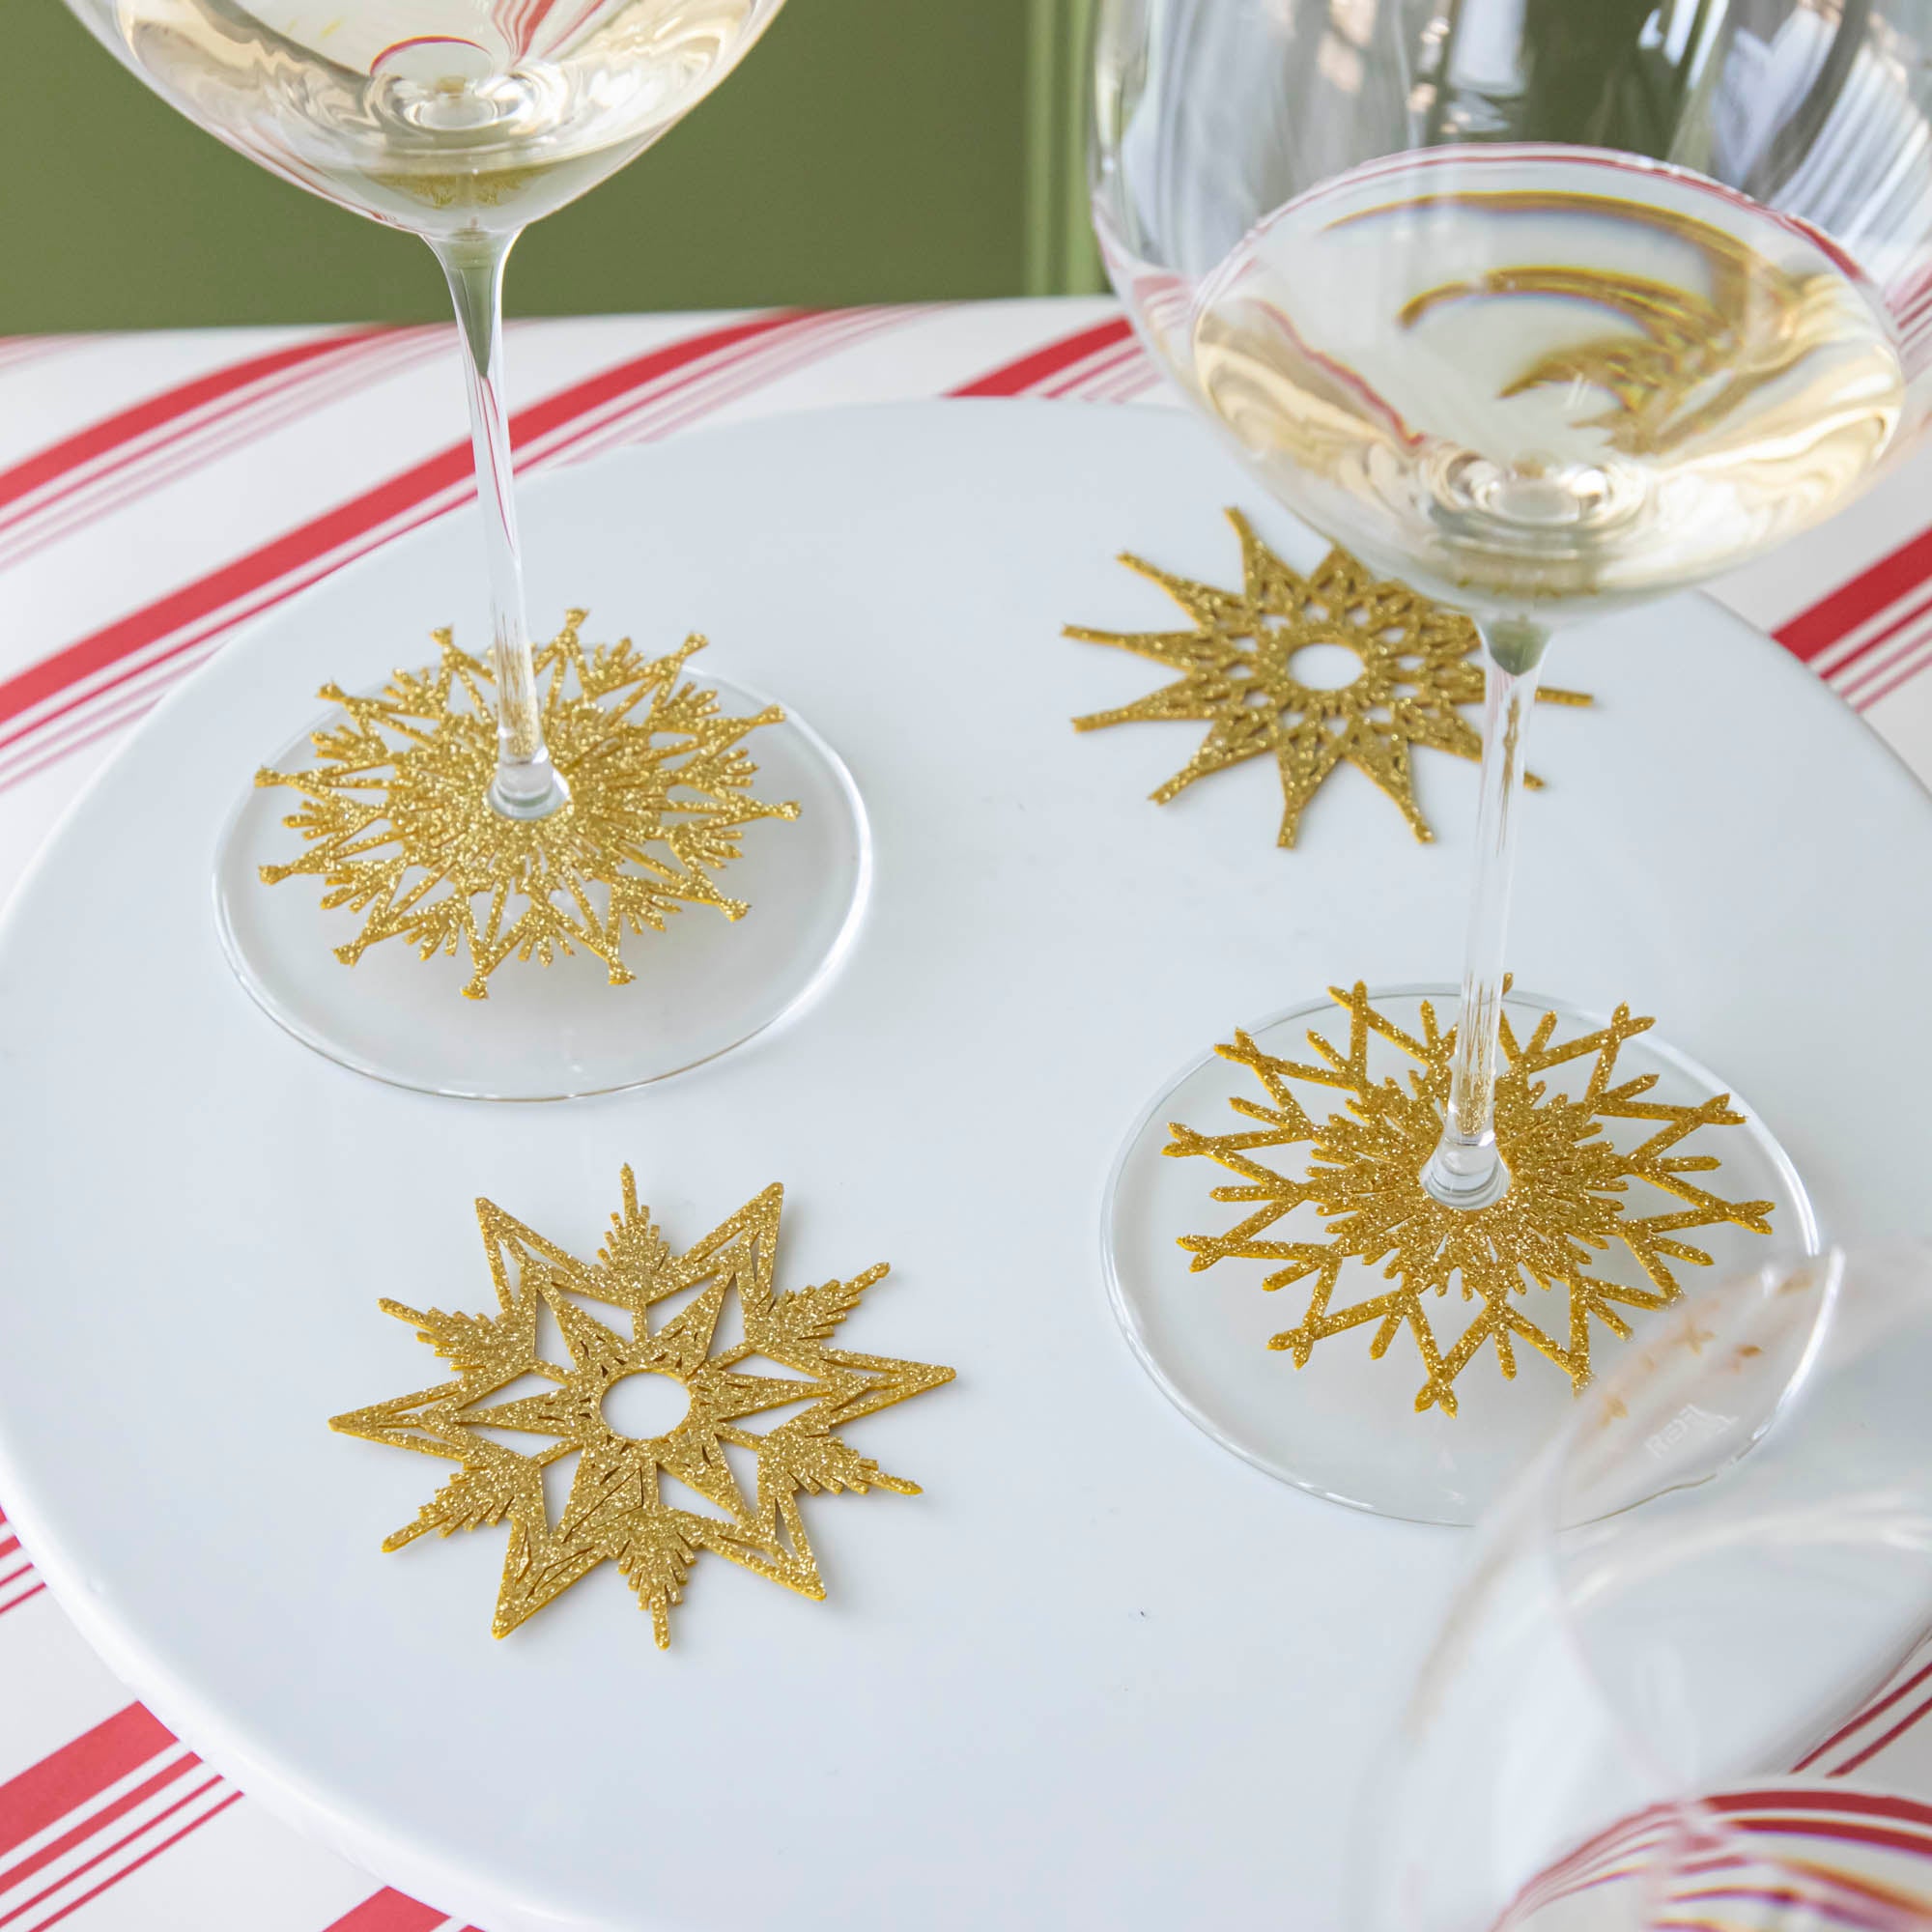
(2, 298, 1930, 1930)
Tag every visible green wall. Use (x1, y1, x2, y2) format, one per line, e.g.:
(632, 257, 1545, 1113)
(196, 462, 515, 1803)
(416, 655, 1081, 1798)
(6, 0, 1085, 332)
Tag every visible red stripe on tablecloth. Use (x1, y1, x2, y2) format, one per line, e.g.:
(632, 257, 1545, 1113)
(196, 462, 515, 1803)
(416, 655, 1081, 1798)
(0, 329, 403, 516)
(1836, 606, 1932, 708)
(0, 309, 813, 736)
(0, 671, 235, 794)
(1777, 525, 1932, 664)
(1102, 358, 1166, 401)
(322, 1889, 451, 1932)
(0, 447, 466, 729)
(535, 302, 913, 469)
(0, 1756, 198, 1900)
(0, 1773, 223, 1929)
(1730, 1814, 1932, 1862)
(0, 331, 446, 570)
(1826, 584, 1932, 696)
(1852, 633, 1932, 713)
(1595, 1797, 1932, 1871)
(1832, 1693, 1932, 1777)
(0, 1587, 43, 1620)
(1521, 1800, 1932, 1919)
(29, 1787, 242, 1932)
(1796, 1660, 1932, 1770)
(1513, 1789, 1932, 1919)
(947, 317, 1135, 397)
(1713, 1790, 1932, 1828)
(0, 1541, 17, 1565)
(1505, 1809, 1677, 1919)
(1036, 338, 1145, 400)
(1082, 358, 1163, 404)
(0, 1707, 176, 1859)
(570, 301, 928, 462)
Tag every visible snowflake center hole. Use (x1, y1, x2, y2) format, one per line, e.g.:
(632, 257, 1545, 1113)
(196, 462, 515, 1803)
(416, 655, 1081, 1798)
(1286, 642, 1365, 691)
(600, 1369, 692, 1441)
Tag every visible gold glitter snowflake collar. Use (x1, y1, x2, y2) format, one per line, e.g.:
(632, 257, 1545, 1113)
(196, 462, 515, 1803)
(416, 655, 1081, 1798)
(1066, 511, 1589, 845)
(1168, 984, 1774, 1415)
(330, 1173, 954, 1646)
(257, 611, 798, 999)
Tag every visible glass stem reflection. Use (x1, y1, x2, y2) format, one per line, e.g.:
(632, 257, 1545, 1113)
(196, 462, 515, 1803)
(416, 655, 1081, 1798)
(434, 231, 567, 821)
(1420, 616, 1549, 1210)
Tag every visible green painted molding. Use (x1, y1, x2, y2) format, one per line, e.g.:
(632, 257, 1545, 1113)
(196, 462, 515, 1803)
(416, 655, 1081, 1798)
(1024, 0, 1107, 297)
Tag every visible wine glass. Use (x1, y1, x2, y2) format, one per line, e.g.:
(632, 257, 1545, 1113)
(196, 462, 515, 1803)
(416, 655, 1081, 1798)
(1092, 0, 1932, 1520)
(1358, 1245, 1932, 1932)
(63, 0, 867, 1098)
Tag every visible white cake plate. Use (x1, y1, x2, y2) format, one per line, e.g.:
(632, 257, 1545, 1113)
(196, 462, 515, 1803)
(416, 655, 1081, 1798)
(0, 403, 1929, 1932)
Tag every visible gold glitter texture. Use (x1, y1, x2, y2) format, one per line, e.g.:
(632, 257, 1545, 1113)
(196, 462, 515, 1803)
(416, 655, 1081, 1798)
(257, 611, 797, 999)
(1065, 511, 1589, 844)
(330, 1173, 954, 1646)
(1167, 984, 1774, 1415)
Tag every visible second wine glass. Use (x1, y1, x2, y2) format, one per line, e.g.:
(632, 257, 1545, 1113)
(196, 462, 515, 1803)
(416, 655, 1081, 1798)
(1093, 0, 1932, 1519)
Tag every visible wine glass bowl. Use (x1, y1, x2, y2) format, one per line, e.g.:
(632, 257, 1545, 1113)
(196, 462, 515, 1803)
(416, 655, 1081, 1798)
(71, 0, 783, 239)
(1090, 0, 1932, 1517)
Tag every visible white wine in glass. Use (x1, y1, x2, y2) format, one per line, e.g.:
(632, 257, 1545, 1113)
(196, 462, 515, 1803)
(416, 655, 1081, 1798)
(1190, 150, 1907, 617)
(65, 0, 870, 1097)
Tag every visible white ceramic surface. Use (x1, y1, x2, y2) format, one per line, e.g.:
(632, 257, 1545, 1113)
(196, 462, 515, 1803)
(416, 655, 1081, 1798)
(1, 402, 1930, 1932)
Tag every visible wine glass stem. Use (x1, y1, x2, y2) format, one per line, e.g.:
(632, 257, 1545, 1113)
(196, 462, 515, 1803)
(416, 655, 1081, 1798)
(1420, 617, 1550, 1210)
(433, 232, 567, 821)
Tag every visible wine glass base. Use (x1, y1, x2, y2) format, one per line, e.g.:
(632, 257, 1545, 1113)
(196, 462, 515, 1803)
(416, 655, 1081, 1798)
(213, 671, 867, 1100)
(1101, 983, 1817, 1525)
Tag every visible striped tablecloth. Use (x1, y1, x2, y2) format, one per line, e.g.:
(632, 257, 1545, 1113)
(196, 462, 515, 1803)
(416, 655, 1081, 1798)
(3, 296, 1932, 1930)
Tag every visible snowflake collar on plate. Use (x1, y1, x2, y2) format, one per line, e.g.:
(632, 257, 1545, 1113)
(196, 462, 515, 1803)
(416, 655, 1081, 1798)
(330, 1172, 954, 1647)
(1065, 510, 1589, 845)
